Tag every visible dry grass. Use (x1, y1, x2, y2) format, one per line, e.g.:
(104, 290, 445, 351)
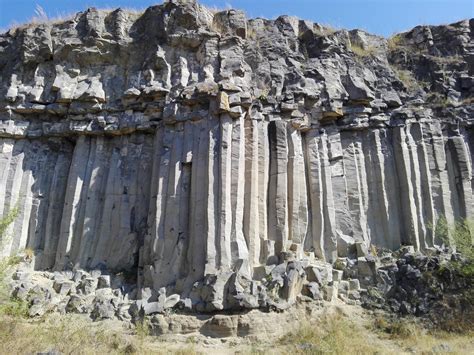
(387, 34, 405, 51)
(279, 312, 385, 354)
(0, 299, 473, 354)
(247, 26, 257, 40)
(372, 315, 474, 354)
(207, 4, 233, 14)
(279, 309, 474, 355)
(462, 97, 474, 105)
(2, 11, 75, 33)
(351, 44, 376, 58)
(313, 24, 339, 37)
(0, 313, 200, 354)
(426, 92, 455, 107)
(429, 54, 464, 65)
(392, 67, 420, 91)
(1, 4, 145, 34)
(1, 313, 136, 354)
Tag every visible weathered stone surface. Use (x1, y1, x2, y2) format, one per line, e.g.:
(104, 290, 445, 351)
(0, 1, 473, 314)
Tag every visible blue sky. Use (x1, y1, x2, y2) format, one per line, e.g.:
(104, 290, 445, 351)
(0, 0, 473, 36)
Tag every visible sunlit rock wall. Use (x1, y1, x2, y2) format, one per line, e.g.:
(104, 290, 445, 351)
(0, 1, 472, 294)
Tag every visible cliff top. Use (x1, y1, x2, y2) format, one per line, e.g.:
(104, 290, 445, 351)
(0, 0, 472, 138)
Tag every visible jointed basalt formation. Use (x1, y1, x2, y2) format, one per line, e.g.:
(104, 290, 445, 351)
(0, 1, 473, 315)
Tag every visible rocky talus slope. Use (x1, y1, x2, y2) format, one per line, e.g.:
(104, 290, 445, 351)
(0, 1, 473, 317)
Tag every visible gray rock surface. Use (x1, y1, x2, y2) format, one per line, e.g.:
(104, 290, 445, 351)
(0, 0, 473, 312)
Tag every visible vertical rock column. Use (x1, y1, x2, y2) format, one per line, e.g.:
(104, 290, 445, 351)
(411, 123, 436, 248)
(393, 126, 423, 250)
(326, 129, 351, 236)
(11, 142, 40, 254)
(447, 135, 473, 220)
(76, 137, 112, 267)
(243, 118, 261, 267)
(0, 139, 15, 234)
(217, 115, 234, 271)
(268, 120, 289, 255)
(38, 143, 73, 269)
(205, 118, 220, 277)
(54, 134, 153, 271)
(0, 139, 74, 262)
(143, 124, 199, 290)
(405, 124, 429, 249)
(229, 114, 250, 274)
(26, 143, 58, 255)
(257, 121, 270, 264)
(185, 121, 208, 288)
(2, 140, 26, 255)
(8, 141, 34, 254)
(55, 136, 92, 269)
(149, 125, 188, 288)
(93, 138, 127, 268)
(0, 139, 16, 255)
(366, 129, 402, 250)
(304, 128, 337, 262)
(341, 132, 369, 243)
(90, 135, 152, 271)
(425, 122, 455, 244)
(287, 126, 309, 253)
(141, 127, 164, 285)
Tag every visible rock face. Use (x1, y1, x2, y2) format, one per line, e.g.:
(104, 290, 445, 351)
(0, 1, 473, 310)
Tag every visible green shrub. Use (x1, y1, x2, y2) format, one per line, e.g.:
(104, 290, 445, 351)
(433, 216, 474, 259)
(0, 254, 28, 318)
(0, 204, 21, 279)
(0, 204, 25, 318)
(450, 220, 474, 259)
(0, 204, 19, 241)
(0, 297, 29, 318)
(431, 216, 474, 284)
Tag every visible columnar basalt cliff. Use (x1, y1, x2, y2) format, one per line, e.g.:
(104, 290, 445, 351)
(0, 1, 473, 311)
